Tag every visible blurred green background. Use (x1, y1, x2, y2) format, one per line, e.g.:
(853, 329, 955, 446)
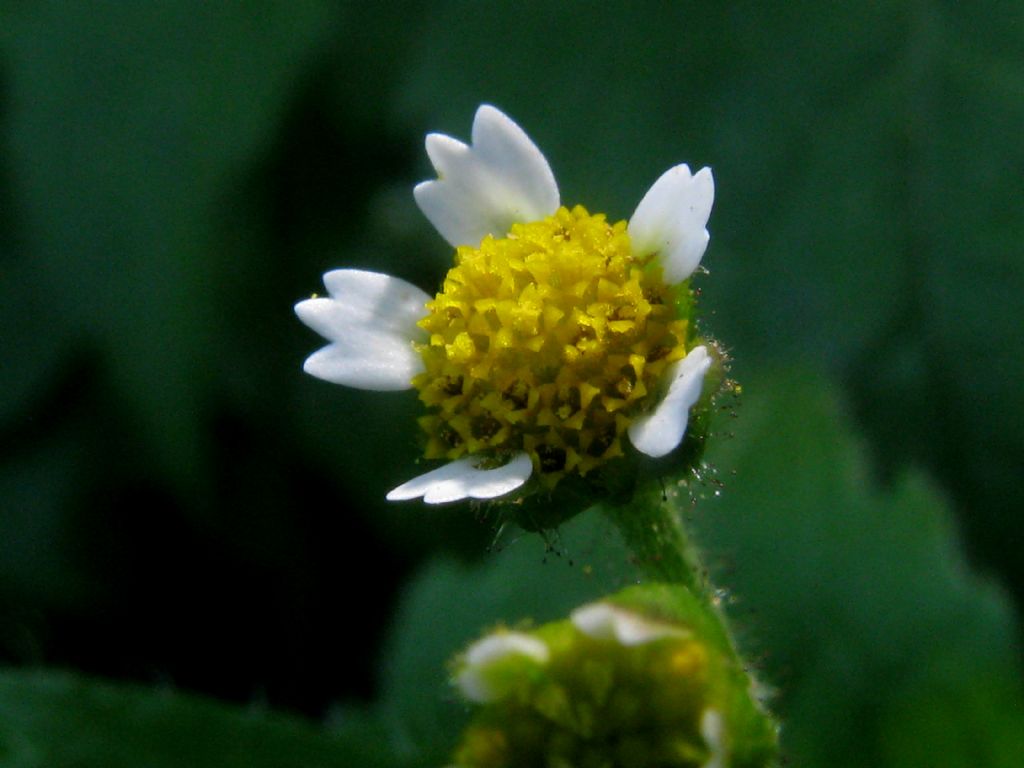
(1, 1, 1022, 766)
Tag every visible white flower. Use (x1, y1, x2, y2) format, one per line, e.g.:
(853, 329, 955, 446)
(295, 105, 715, 504)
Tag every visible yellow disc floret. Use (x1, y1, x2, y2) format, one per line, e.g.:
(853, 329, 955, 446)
(413, 205, 691, 487)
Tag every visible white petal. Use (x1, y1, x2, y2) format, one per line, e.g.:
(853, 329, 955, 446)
(295, 270, 431, 391)
(302, 336, 423, 391)
(321, 269, 432, 335)
(456, 631, 550, 703)
(627, 345, 711, 458)
(465, 632, 550, 668)
(295, 269, 430, 341)
(571, 602, 688, 646)
(386, 452, 533, 504)
(414, 105, 559, 247)
(700, 709, 728, 768)
(629, 164, 714, 284)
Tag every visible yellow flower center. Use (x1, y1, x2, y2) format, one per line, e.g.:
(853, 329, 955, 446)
(413, 205, 691, 487)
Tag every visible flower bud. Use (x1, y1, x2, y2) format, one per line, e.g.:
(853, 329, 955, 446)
(449, 584, 777, 767)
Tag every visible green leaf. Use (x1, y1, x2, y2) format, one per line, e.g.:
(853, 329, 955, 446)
(0, 669, 399, 768)
(0, 430, 96, 612)
(0, 245, 72, 429)
(694, 368, 1024, 767)
(879, 676, 1024, 768)
(2, 2, 336, 492)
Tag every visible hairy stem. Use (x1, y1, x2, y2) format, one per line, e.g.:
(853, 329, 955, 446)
(602, 479, 705, 594)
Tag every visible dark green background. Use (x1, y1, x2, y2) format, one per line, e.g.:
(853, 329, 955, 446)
(1, 2, 1022, 766)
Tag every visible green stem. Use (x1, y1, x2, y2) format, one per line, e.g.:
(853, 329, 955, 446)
(601, 479, 705, 594)
(602, 478, 771, 719)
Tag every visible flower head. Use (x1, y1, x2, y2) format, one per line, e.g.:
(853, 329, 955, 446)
(296, 105, 717, 504)
(447, 585, 778, 768)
